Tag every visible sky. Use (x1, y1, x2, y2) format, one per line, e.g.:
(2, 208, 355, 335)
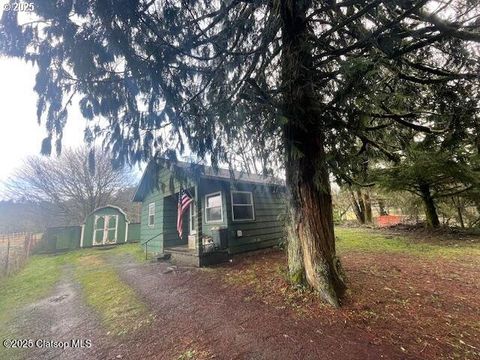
(0, 57, 85, 186)
(0, 2, 87, 192)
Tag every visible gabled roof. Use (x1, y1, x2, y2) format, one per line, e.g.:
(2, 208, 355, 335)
(83, 205, 130, 224)
(132, 159, 285, 202)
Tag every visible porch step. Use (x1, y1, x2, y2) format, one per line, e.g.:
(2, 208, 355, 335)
(164, 248, 230, 267)
(155, 253, 171, 261)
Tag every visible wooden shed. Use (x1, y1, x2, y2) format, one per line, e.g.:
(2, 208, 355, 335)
(133, 159, 287, 266)
(80, 205, 130, 247)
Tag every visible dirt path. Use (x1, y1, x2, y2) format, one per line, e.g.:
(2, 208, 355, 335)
(4, 245, 477, 359)
(9, 264, 115, 360)
(116, 259, 408, 360)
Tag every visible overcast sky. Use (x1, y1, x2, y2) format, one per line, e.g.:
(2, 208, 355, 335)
(0, 56, 85, 186)
(0, 2, 88, 194)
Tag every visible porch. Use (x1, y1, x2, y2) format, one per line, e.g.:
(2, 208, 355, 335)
(163, 244, 230, 267)
(161, 188, 230, 266)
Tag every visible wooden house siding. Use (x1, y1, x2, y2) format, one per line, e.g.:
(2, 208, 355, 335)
(196, 178, 286, 253)
(226, 183, 286, 254)
(139, 167, 195, 253)
(136, 161, 287, 261)
(140, 190, 164, 253)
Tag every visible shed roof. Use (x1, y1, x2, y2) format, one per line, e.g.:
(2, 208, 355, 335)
(133, 159, 285, 202)
(83, 205, 130, 224)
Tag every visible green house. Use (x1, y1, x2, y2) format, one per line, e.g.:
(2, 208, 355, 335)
(80, 205, 131, 247)
(133, 160, 286, 266)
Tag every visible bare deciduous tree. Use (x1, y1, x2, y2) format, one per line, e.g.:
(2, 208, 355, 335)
(4, 147, 136, 225)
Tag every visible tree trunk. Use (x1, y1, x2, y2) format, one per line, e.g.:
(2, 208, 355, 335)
(285, 149, 347, 306)
(452, 197, 465, 229)
(419, 184, 440, 228)
(363, 190, 372, 224)
(350, 189, 366, 224)
(286, 208, 305, 285)
(378, 199, 388, 216)
(280, 1, 346, 307)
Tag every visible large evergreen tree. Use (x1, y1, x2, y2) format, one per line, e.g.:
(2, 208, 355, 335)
(1, 0, 479, 306)
(376, 146, 479, 227)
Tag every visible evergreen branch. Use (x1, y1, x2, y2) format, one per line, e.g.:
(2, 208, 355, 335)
(415, 9, 480, 42)
(433, 185, 474, 198)
(357, 134, 399, 162)
(377, 106, 448, 134)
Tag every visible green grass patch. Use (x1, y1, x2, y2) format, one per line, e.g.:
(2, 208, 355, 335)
(336, 227, 480, 260)
(75, 255, 152, 336)
(0, 243, 148, 341)
(0, 255, 66, 325)
(0, 254, 67, 359)
(107, 242, 146, 262)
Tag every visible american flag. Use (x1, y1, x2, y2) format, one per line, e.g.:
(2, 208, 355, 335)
(177, 188, 194, 238)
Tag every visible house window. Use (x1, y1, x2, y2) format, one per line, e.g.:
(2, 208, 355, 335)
(231, 191, 255, 221)
(205, 192, 223, 223)
(148, 202, 155, 227)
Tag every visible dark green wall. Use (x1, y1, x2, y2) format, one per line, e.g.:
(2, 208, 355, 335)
(138, 166, 286, 256)
(140, 190, 164, 253)
(127, 223, 140, 242)
(35, 226, 81, 253)
(82, 206, 128, 247)
(139, 167, 195, 253)
(198, 179, 286, 254)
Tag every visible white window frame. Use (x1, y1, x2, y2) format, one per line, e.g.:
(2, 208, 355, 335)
(93, 214, 118, 245)
(205, 191, 223, 224)
(231, 191, 255, 222)
(107, 215, 119, 244)
(189, 201, 197, 235)
(148, 202, 155, 227)
(93, 215, 104, 245)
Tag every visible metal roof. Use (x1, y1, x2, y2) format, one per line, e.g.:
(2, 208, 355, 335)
(133, 159, 285, 202)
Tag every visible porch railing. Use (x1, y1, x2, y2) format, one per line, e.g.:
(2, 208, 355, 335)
(140, 233, 162, 260)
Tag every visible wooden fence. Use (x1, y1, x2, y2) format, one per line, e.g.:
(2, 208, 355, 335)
(0, 232, 42, 277)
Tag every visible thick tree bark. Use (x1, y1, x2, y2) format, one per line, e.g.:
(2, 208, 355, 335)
(286, 208, 305, 285)
(419, 184, 440, 228)
(280, 1, 346, 307)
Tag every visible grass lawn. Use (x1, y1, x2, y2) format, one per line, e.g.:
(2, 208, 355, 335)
(0, 255, 65, 334)
(75, 254, 152, 336)
(336, 227, 480, 259)
(0, 243, 149, 357)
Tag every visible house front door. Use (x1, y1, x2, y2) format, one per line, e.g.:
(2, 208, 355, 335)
(93, 215, 118, 245)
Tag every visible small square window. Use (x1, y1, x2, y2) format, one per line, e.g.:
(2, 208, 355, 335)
(205, 192, 223, 223)
(148, 202, 155, 227)
(231, 191, 255, 221)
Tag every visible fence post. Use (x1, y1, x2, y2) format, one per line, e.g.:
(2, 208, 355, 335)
(25, 233, 31, 258)
(5, 237, 10, 275)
